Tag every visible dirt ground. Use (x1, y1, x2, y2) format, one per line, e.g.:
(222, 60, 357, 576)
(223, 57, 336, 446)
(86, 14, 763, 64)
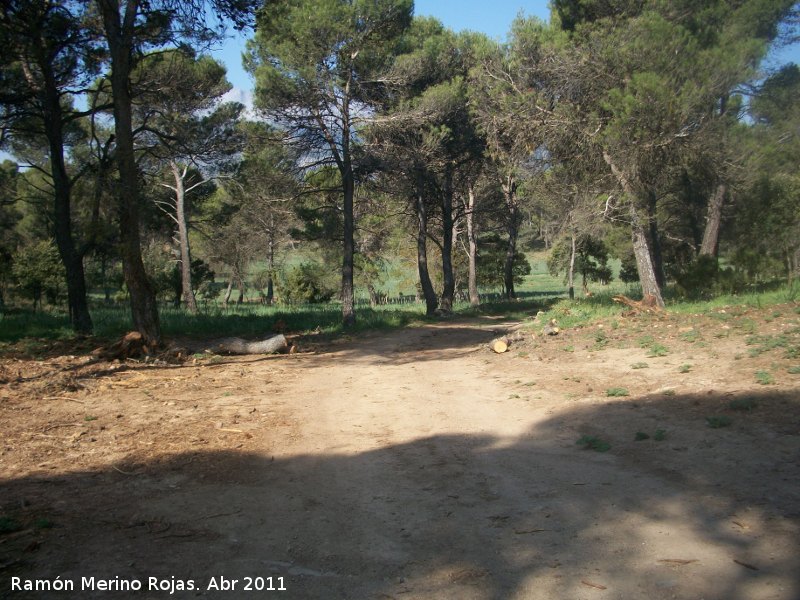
(1, 303, 799, 599)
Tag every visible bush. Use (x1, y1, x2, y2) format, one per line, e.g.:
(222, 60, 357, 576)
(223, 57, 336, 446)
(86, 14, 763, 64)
(673, 255, 746, 299)
(279, 262, 336, 304)
(11, 240, 65, 308)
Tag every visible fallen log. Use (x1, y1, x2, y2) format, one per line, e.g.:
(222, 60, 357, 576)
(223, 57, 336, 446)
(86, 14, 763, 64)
(490, 337, 509, 353)
(209, 334, 288, 355)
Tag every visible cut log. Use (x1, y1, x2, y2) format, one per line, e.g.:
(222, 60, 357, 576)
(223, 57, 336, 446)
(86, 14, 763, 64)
(490, 337, 509, 353)
(210, 334, 288, 355)
(542, 319, 560, 336)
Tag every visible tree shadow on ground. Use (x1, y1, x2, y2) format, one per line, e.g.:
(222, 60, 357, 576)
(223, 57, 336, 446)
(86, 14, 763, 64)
(1, 390, 798, 600)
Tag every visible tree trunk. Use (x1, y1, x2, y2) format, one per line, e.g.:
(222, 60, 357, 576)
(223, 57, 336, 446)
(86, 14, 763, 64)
(568, 232, 576, 300)
(99, 0, 161, 346)
(41, 57, 93, 334)
(341, 167, 356, 327)
(266, 218, 275, 305)
(172, 162, 198, 314)
(631, 204, 665, 306)
(646, 192, 666, 290)
(700, 183, 726, 256)
(237, 274, 245, 304)
(502, 174, 519, 300)
(223, 278, 233, 306)
(439, 167, 455, 313)
(466, 182, 479, 306)
(415, 184, 438, 316)
(603, 151, 665, 307)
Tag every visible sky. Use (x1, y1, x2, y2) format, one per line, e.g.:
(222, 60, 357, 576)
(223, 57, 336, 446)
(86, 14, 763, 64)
(211, 0, 798, 99)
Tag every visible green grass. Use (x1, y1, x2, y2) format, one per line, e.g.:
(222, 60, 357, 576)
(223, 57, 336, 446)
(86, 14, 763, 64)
(755, 370, 775, 385)
(729, 398, 758, 412)
(631, 362, 649, 369)
(3, 280, 798, 357)
(0, 516, 22, 534)
(706, 415, 733, 428)
(678, 364, 692, 373)
(680, 329, 701, 343)
(576, 435, 611, 452)
(647, 343, 670, 357)
(606, 387, 630, 397)
(789, 366, 800, 374)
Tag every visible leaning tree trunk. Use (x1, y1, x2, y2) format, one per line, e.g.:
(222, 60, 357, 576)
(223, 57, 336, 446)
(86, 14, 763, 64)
(700, 183, 726, 257)
(439, 168, 455, 313)
(466, 182, 479, 306)
(171, 162, 198, 314)
(99, 0, 161, 346)
(603, 151, 665, 307)
(502, 174, 520, 300)
(415, 186, 438, 316)
(631, 204, 665, 306)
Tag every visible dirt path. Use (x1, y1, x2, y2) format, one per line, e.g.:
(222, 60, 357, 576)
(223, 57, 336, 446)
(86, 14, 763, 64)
(1, 314, 799, 599)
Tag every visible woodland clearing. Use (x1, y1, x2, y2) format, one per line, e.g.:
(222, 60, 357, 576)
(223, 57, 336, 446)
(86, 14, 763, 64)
(1, 303, 799, 599)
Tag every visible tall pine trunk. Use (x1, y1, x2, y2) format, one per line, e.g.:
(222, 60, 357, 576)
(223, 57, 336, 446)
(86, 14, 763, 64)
(266, 230, 275, 305)
(568, 232, 577, 300)
(415, 184, 438, 316)
(646, 191, 666, 289)
(99, 0, 161, 346)
(700, 183, 726, 256)
(41, 56, 93, 334)
(466, 182, 479, 306)
(439, 168, 455, 313)
(603, 151, 665, 307)
(502, 174, 519, 300)
(341, 168, 356, 327)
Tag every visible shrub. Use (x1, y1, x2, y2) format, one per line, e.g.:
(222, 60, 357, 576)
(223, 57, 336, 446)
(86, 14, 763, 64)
(279, 262, 337, 304)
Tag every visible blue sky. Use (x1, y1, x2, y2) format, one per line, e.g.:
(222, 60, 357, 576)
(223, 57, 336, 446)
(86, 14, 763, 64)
(212, 1, 798, 94)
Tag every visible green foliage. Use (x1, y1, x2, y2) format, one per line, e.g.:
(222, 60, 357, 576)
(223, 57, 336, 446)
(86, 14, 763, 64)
(647, 343, 669, 357)
(653, 429, 667, 441)
(729, 398, 758, 412)
(706, 416, 732, 428)
(476, 234, 532, 292)
(0, 516, 22, 534)
(635, 431, 650, 440)
(11, 241, 65, 307)
(755, 370, 775, 385)
(548, 234, 613, 292)
(278, 262, 337, 304)
(673, 255, 744, 299)
(606, 387, 629, 397)
(576, 435, 611, 452)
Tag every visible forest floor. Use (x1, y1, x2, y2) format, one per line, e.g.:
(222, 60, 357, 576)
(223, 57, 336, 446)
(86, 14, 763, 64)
(1, 302, 799, 599)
